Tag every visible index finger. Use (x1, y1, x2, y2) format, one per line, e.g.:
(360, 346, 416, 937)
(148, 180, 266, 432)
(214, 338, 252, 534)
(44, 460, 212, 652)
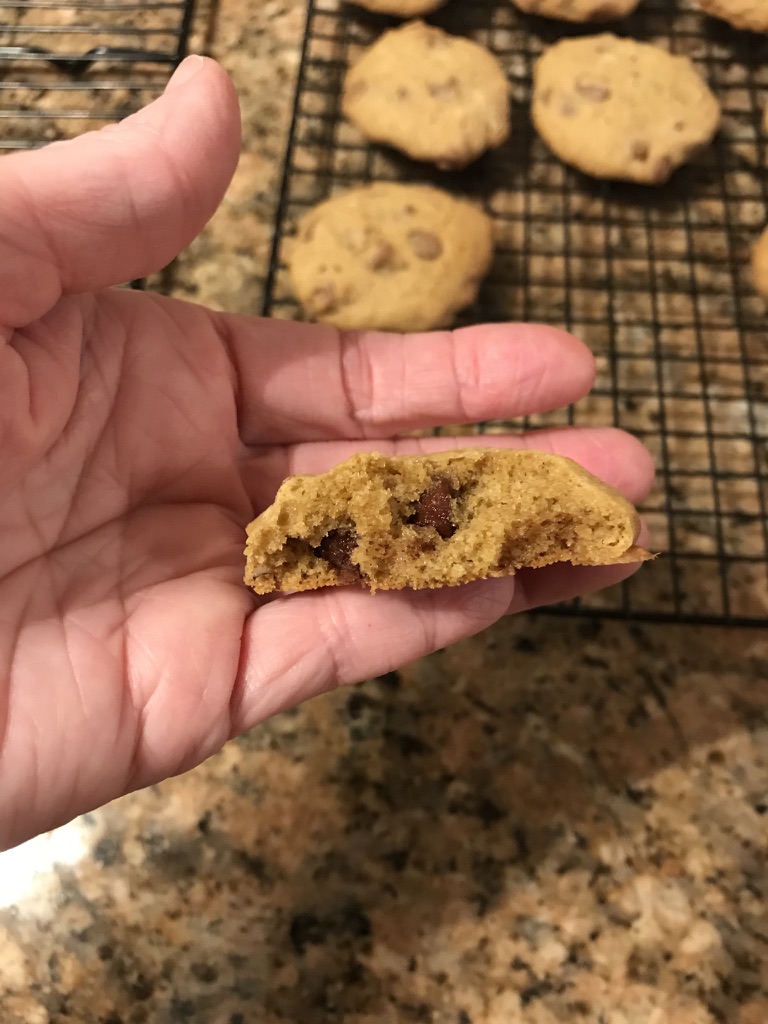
(217, 317, 596, 445)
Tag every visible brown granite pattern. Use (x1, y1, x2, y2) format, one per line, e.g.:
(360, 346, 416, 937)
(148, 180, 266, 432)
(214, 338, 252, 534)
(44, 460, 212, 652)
(1, 1, 767, 1022)
(154, 0, 308, 314)
(1, 618, 767, 1024)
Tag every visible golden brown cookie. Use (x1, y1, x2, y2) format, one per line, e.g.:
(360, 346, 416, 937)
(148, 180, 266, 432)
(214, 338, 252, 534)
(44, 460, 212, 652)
(752, 225, 768, 297)
(512, 0, 640, 22)
(343, 21, 511, 170)
(698, 0, 768, 32)
(532, 34, 721, 185)
(287, 183, 494, 332)
(244, 449, 651, 594)
(348, 0, 446, 14)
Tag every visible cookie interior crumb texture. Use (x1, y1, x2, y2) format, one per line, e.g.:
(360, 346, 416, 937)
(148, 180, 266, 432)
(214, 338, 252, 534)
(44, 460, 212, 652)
(342, 20, 511, 170)
(244, 450, 652, 595)
(532, 34, 721, 185)
(288, 183, 494, 333)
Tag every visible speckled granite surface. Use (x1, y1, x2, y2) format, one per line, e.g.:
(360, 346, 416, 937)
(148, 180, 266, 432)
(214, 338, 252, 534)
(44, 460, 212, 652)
(1, 2, 767, 1023)
(1, 618, 767, 1024)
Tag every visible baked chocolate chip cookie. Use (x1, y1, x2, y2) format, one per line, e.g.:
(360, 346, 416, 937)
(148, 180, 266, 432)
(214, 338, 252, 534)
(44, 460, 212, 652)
(752, 225, 768, 297)
(532, 34, 721, 185)
(512, 0, 640, 22)
(244, 449, 651, 594)
(348, 0, 446, 14)
(343, 21, 511, 170)
(698, 0, 768, 32)
(287, 183, 494, 332)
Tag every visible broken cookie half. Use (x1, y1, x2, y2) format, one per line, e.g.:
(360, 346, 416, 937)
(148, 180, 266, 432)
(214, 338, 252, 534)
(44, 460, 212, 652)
(244, 450, 651, 595)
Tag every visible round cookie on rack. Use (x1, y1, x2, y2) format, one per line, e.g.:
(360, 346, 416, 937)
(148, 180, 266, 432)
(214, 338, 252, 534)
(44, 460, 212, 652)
(753, 226, 768, 297)
(532, 34, 721, 185)
(347, 0, 447, 14)
(287, 183, 494, 332)
(342, 21, 511, 170)
(697, 0, 768, 32)
(511, 0, 640, 22)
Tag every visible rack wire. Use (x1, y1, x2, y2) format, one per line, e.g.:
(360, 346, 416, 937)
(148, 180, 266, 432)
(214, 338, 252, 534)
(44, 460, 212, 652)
(263, 0, 768, 626)
(0, 0, 196, 151)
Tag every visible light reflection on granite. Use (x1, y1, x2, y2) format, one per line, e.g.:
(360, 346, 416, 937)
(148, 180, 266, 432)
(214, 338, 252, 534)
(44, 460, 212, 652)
(1, 1, 768, 1022)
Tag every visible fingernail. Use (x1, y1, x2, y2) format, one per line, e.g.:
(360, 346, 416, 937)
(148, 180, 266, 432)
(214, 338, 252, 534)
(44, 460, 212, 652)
(166, 54, 205, 92)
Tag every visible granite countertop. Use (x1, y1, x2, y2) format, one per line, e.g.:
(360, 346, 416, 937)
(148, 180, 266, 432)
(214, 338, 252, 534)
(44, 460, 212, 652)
(1, 2, 767, 1023)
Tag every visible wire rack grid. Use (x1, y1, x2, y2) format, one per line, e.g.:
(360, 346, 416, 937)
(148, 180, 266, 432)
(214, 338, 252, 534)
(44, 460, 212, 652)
(262, 0, 768, 627)
(0, 0, 197, 151)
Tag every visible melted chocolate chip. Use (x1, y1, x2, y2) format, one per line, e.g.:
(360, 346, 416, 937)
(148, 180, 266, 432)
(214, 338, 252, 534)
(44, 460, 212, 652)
(630, 139, 650, 162)
(411, 477, 456, 539)
(345, 78, 368, 101)
(408, 230, 443, 261)
(316, 529, 361, 583)
(574, 75, 611, 102)
(428, 77, 461, 102)
(308, 283, 338, 316)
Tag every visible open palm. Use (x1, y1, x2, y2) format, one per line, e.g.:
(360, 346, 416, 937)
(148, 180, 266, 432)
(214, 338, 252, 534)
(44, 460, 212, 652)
(0, 58, 654, 849)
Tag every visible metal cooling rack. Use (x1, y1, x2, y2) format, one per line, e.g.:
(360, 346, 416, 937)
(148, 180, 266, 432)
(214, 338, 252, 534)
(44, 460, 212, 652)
(263, 0, 768, 627)
(0, 0, 197, 151)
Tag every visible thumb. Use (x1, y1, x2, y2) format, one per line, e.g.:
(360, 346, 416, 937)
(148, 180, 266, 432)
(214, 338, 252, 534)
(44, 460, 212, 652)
(0, 56, 241, 329)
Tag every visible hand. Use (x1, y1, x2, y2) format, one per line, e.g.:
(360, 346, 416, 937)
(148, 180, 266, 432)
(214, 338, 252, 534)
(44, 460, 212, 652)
(0, 57, 654, 849)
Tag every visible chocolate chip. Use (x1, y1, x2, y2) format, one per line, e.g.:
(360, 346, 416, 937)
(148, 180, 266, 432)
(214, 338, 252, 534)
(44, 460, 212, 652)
(651, 156, 673, 183)
(396, 86, 410, 101)
(630, 140, 649, 162)
(574, 75, 611, 102)
(408, 230, 443, 261)
(345, 78, 367, 101)
(539, 87, 553, 106)
(299, 217, 316, 243)
(559, 95, 578, 117)
(422, 27, 449, 49)
(428, 77, 461, 101)
(410, 478, 456, 539)
(366, 239, 398, 271)
(307, 283, 338, 316)
(588, 3, 620, 18)
(315, 529, 361, 583)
